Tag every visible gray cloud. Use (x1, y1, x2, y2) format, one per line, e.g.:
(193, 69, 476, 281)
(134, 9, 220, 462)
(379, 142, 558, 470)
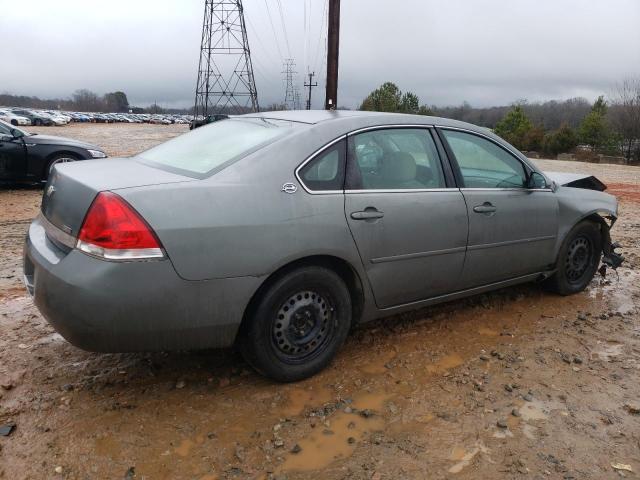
(1, 0, 638, 109)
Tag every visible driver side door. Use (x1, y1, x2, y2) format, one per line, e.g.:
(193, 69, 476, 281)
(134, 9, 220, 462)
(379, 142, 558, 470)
(438, 128, 559, 288)
(0, 124, 27, 180)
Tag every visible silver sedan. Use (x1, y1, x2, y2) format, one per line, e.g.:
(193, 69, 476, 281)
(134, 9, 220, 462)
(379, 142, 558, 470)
(24, 111, 623, 381)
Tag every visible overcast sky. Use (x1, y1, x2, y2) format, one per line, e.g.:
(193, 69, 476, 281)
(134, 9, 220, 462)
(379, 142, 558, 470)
(1, 0, 639, 110)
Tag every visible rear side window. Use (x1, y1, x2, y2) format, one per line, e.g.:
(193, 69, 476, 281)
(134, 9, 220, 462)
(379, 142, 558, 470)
(137, 118, 295, 176)
(298, 140, 346, 191)
(347, 128, 446, 190)
(441, 129, 527, 188)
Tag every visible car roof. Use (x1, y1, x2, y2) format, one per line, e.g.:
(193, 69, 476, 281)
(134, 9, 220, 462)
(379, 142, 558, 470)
(239, 109, 490, 133)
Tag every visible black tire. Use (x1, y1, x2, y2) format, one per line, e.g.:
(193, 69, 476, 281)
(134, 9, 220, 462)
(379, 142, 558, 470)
(34, 119, 42, 126)
(10, 119, 17, 126)
(546, 220, 602, 295)
(44, 154, 79, 181)
(239, 266, 352, 382)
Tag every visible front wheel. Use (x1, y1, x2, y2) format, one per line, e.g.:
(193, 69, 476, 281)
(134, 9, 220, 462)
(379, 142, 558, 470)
(44, 154, 78, 181)
(238, 266, 352, 382)
(545, 220, 602, 295)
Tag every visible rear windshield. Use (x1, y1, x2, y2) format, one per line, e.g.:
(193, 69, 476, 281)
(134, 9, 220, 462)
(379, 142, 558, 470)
(137, 118, 295, 176)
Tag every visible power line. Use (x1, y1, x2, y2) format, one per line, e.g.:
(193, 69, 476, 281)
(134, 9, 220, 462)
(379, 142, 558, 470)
(275, 0, 292, 57)
(313, 0, 329, 75)
(303, 0, 308, 72)
(245, 15, 279, 66)
(262, 0, 284, 61)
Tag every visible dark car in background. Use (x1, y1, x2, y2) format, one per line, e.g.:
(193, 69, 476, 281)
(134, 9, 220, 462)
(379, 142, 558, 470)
(10, 108, 54, 126)
(0, 120, 107, 182)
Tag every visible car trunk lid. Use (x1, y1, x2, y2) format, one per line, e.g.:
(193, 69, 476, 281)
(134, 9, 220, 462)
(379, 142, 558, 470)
(42, 158, 194, 238)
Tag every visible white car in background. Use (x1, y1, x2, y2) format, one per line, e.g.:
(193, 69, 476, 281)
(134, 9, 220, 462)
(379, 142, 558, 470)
(39, 111, 69, 126)
(45, 111, 72, 123)
(0, 109, 31, 126)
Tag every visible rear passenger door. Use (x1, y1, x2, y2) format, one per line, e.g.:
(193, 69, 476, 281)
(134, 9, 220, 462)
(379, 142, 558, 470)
(344, 127, 469, 308)
(438, 128, 559, 288)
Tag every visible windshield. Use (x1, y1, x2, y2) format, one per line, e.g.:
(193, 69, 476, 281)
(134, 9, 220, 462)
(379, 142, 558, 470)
(137, 117, 295, 176)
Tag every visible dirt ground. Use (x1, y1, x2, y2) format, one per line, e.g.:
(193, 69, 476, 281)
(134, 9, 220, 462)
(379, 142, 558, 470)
(1, 124, 639, 480)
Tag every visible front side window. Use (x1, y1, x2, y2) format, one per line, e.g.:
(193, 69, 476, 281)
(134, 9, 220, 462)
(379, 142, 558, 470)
(441, 130, 527, 188)
(298, 140, 345, 191)
(137, 118, 296, 176)
(347, 128, 446, 190)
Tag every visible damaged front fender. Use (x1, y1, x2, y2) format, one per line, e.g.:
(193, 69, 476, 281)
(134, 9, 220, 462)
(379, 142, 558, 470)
(552, 180, 623, 272)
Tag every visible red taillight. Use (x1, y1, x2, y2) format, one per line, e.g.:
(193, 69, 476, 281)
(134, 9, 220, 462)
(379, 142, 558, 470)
(76, 192, 164, 260)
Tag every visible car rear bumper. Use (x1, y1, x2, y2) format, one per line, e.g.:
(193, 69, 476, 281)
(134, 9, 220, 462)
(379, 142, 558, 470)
(23, 216, 261, 352)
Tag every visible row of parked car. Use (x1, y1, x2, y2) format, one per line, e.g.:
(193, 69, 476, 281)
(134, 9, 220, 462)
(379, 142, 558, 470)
(0, 107, 193, 127)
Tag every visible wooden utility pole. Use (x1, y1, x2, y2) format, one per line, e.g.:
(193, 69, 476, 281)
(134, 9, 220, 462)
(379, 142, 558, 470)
(325, 0, 340, 110)
(304, 72, 318, 110)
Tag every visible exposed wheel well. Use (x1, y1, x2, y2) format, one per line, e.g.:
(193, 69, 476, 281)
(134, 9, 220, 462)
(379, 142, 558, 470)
(554, 214, 608, 268)
(237, 255, 366, 342)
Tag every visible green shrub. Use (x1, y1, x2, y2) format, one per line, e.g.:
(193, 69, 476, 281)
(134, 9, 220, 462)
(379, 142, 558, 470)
(542, 123, 578, 155)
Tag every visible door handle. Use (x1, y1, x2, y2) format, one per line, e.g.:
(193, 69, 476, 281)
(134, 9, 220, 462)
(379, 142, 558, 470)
(473, 202, 497, 214)
(351, 209, 384, 220)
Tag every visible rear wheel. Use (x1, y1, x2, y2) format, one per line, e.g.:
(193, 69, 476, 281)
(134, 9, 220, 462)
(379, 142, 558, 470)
(10, 119, 17, 126)
(546, 220, 602, 295)
(239, 266, 352, 382)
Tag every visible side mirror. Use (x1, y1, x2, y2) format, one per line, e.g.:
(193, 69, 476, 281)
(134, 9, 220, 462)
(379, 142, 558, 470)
(528, 172, 548, 189)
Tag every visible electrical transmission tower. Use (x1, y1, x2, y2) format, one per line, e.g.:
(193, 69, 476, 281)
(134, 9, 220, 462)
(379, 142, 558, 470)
(294, 87, 302, 110)
(282, 59, 297, 110)
(193, 0, 259, 118)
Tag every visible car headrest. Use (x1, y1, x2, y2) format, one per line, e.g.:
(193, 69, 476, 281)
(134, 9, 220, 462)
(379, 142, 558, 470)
(381, 152, 417, 182)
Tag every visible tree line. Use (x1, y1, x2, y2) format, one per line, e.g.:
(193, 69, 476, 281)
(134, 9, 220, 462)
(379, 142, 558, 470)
(0, 89, 131, 113)
(359, 80, 640, 162)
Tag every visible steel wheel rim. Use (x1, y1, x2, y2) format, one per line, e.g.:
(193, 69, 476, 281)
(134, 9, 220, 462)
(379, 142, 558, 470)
(272, 290, 334, 362)
(565, 235, 592, 283)
(49, 157, 74, 174)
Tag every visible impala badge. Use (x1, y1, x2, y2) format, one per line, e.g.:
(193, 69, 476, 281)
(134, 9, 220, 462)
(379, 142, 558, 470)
(281, 183, 297, 194)
(46, 186, 56, 197)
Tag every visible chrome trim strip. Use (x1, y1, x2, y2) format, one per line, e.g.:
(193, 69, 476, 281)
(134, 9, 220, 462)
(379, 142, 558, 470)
(38, 212, 76, 249)
(460, 188, 553, 192)
(467, 235, 556, 252)
(346, 124, 434, 136)
(294, 135, 347, 195)
(294, 124, 549, 194)
(345, 188, 460, 194)
(371, 246, 466, 264)
(76, 240, 165, 261)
